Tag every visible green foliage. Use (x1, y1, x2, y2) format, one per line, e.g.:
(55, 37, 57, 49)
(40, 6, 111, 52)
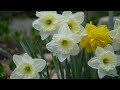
(0, 64, 4, 73)
(9, 61, 16, 71)
(0, 73, 9, 79)
(13, 31, 22, 42)
(0, 20, 10, 42)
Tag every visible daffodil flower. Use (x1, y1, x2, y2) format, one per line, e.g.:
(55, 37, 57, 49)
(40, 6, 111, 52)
(46, 23, 80, 62)
(32, 11, 63, 40)
(109, 19, 120, 51)
(80, 22, 112, 53)
(10, 53, 46, 79)
(62, 11, 85, 35)
(88, 44, 120, 79)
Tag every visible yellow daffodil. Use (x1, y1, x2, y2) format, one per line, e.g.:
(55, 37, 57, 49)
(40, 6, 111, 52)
(80, 22, 112, 53)
(109, 19, 120, 51)
(88, 44, 120, 79)
(32, 11, 63, 40)
(46, 23, 80, 62)
(10, 53, 46, 79)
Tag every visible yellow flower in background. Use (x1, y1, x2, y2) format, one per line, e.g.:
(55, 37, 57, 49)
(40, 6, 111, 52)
(80, 22, 112, 53)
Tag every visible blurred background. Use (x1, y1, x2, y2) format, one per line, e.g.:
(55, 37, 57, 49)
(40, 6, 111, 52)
(0, 11, 120, 78)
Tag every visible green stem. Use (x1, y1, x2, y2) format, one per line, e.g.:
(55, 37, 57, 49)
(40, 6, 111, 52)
(65, 57, 71, 79)
(69, 57, 74, 79)
(58, 60, 64, 79)
(46, 66, 50, 79)
(36, 41, 45, 60)
(79, 49, 84, 78)
(39, 72, 43, 79)
(53, 56, 60, 79)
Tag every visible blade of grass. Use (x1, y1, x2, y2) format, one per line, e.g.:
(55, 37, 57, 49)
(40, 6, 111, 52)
(69, 57, 74, 79)
(36, 40, 45, 59)
(82, 50, 91, 79)
(39, 73, 43, 79)
(57, 59, 64, 79)
(79, 49, 84, 79)
(52, 55, 60, 79)
(20, 36, 36, 58)
(71, 56, 78, 79)
(65, 58, 71, 79)
(46, 66, 50, 79)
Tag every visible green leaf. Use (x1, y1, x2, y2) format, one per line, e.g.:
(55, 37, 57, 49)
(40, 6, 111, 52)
(58, 59, 64, 79)
(9, 61, 16, 71)
(52, 56, 60, 79)
(20, 36, 36, 58)
(0, 63, 4, 73)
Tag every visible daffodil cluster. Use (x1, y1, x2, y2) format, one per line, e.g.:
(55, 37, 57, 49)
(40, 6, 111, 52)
(32, 11, 120, 79)
(88, 19, 120, 78)
(10, 11, 120, 79)
(32, 11, 85, 62)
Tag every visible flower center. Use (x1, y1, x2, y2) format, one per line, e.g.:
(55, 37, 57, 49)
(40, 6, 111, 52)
(103, 58, 110, 64)
(24, 66, 31, 73)
(46, 19, 52, 25)
(68, 24, 72, 30)
(61, 40, 68, 46)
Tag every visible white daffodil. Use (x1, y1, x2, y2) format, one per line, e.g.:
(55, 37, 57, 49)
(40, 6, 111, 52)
(88, 44, 120, 79)
(10, 53, 46, 79)
(32, 11, 63, 40)
(46, 23, 80, 62)
(109, 19, 120, 51)
(62, 11, 85, 35)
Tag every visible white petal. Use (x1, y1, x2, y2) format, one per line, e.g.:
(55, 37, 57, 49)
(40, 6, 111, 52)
(10, 69, 23, 79)
(95, 47, 105, 58)
(79, 25, 86, 33)
(58, 23, 72, 35)
(36, 11, 57, 17)
(49, 11, 57, 14)
(46, 40, 58, 53)
(70, 44, 80, 55)
(98, 66, 107, 79)
(114, 19, 120, 30)
(22, 53, 33, 64)
(109, 30, 117, 39)
(32, 19, 42, 31)
(88, 57, 99, 69)
(107, 68, 117, 77)
(33, 73, 40, 79)
(71, 34, 81, 43)
(112, 41, 120, 51)
(73, 12, 84, 24)
(39, 31, 50, 40)
(13, 54, 23, 66)
(57, 52, 69, 62)
(116, 55, 120, 66)
(52, 34, 61, 41)
(33, 59, 46, 72)
(36, 11, 41, 17)
(104, 44, 114, 53)
(62, 11, 73, 17)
